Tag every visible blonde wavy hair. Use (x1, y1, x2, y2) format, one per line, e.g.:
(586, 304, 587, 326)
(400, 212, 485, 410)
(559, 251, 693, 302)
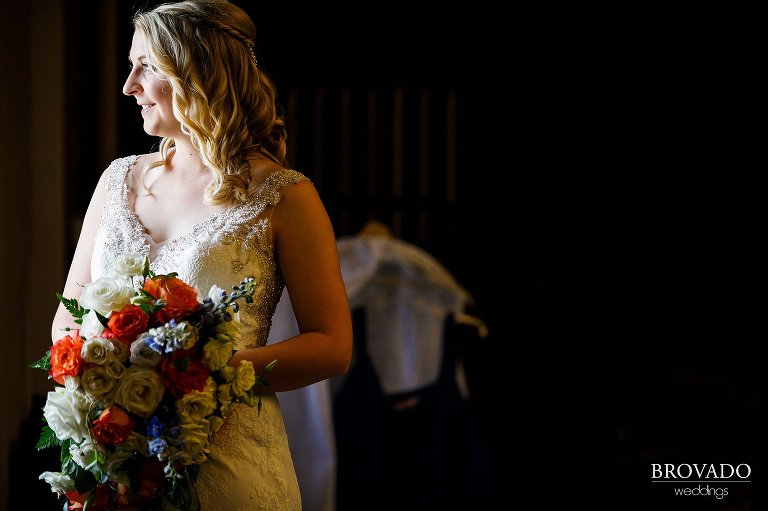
(132, 0, 287, 205)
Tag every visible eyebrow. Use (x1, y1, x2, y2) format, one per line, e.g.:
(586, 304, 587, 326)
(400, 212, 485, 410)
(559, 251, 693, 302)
(127, 53, 147, 61)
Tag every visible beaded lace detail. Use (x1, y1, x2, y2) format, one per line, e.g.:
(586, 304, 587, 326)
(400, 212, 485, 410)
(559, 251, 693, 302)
(92, 154, 308, 349)
(91, 155, 304, 510)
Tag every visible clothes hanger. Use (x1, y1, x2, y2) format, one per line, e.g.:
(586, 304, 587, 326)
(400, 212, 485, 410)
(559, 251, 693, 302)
(454, 312, 489, 338)
(358, 219, 393, 238)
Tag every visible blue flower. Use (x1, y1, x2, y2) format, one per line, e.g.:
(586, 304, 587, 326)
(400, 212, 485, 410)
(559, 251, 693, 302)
(147, 416, 164, 438)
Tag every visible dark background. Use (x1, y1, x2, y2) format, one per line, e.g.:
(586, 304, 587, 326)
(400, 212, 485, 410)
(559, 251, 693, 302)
(534, 1, 765, 509)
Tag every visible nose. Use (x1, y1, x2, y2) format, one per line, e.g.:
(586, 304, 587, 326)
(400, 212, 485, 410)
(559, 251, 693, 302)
(123, 68, 141, 96)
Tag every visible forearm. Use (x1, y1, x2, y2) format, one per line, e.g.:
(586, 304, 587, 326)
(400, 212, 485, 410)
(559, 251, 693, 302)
(51, 302, 81, 342)
(228, 331, 350, 393)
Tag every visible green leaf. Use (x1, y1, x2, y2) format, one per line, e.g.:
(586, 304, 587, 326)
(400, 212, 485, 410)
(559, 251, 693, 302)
(35, 425, 61, 450)
(143, 256, 151, 277)
(71, 464, 97, 494)
(56, 293, 89, 324)
(94, 310, 110, 328)
(29, 350, 51, 371)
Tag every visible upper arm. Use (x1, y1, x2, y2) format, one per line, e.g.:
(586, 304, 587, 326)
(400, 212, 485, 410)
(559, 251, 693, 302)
(51, 165, 112, 339)
(272, 180, 352, 350)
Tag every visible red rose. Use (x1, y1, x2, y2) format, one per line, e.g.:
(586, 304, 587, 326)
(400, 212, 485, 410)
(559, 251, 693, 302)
(50, 331, 85, 385)
(91, 405, 135, 445)
(160, 348, 209, 398)
(143, 275, 199, 325)
(135, 459, 166, 502)
(107, 304, 149, 344)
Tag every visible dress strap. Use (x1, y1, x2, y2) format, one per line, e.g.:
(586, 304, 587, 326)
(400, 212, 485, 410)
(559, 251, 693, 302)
(253, 169, 309, 207)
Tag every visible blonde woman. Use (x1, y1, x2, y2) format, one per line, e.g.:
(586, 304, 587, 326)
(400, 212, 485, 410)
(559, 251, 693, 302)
(51, 1, 352, 508)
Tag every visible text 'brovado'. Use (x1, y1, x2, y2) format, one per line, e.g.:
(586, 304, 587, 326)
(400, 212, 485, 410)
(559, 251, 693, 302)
(651, 464, 751, 480)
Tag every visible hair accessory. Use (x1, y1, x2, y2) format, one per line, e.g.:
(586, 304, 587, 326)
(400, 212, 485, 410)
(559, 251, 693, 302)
(245, 43, 258, 66)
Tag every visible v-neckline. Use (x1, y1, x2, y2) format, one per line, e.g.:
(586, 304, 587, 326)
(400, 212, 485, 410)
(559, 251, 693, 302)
(119, 155, 279, 250)
(120, 156, 232, 249)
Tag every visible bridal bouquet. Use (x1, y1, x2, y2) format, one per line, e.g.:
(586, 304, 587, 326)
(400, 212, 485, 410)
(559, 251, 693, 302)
(31, 253, 275, 510)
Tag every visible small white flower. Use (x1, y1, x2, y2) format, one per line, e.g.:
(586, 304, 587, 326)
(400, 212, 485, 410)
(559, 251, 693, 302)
(39, 471, 76, 494)
(80, 310, 106, 339)
(207, 285, 227, 306)
(69, 437, 105, 472)
(80, 276, 133, 316)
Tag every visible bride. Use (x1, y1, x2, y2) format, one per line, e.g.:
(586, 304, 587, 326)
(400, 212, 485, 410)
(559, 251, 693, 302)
(50, 1, 352, 509)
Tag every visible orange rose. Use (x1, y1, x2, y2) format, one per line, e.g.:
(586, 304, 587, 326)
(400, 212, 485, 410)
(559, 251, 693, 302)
(143, 275, 199, 325)
(107, 304, 149, 344)
(50, 331, 85, 385)
(91, 405, 135, 445)
(67, 484, 111, 510)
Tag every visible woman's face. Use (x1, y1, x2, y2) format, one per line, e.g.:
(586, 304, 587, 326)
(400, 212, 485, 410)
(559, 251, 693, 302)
(123, 30, 179, 138)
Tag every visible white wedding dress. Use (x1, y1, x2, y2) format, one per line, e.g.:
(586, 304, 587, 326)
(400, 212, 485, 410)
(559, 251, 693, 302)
(91, 155, 303, 510)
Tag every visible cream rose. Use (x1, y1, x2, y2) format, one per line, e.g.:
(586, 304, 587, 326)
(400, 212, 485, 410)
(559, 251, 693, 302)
(113, 366, 165, 418)
(81, 338, 114, 365)
(202, 338, 233, 371)
(81, 365, 118, 400)
(177, 421, 210, 463)
(109, 339, 130, 363)
(175, 390, 216, 424)
(130, 333, 163, 367)
(103, 450, 137, 486)
(112, 253, 146, 278)
(104, 359, 126, 380)
(231, 360, 256, 397)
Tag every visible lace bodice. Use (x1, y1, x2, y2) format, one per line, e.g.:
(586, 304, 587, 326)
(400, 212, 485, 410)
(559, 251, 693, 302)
(92, 154, 308, 350)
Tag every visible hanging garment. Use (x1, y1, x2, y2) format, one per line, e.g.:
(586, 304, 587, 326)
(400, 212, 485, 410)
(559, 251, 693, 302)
(336, 231, 473, 395)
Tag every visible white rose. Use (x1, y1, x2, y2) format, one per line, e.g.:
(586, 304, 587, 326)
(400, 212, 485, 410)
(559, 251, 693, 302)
(112, 253, 146, 278)
(80, 276, 133, 316)
(43, 387, 89, 443)
(114, 366, 165, 418)
(80, 310, 105, 339)
(39, 471, 76, 494)
(231, 360, 256, 397)
(81, 338, 114, 365)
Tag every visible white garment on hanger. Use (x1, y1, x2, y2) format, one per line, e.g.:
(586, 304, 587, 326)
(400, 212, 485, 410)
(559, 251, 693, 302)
(337, 234, 472, 395)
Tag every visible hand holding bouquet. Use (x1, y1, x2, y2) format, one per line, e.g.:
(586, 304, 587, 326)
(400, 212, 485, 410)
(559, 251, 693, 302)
(31, 253, 275, 510)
